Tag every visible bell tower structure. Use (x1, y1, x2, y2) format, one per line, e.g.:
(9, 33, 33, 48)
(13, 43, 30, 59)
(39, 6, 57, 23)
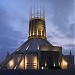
(28, 6, 46, 39)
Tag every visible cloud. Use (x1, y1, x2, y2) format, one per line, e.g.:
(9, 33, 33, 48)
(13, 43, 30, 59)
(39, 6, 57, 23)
(49, 37, 74, 46)
(0, 7, 28, 62)
(66, 23, 75, 38)
(45, 0, 74, 34)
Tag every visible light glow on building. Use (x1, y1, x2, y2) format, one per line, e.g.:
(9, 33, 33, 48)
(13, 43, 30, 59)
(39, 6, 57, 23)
(33, 29, 34, 35)
(33, 56, 37, 69)
(30, 31, 31, 36)
(59, 62, 60, 66)
(41, 27, 42, 36)
(26, 45, 30, 50)
(20, 60, 23, 66)
(25, 56, 27, 69)
(42, 66, 44, 69)
(38, 45, 39, 50)
(54, 62, 55, 67)
(8, 59, 14, 69)
(19, 58, 24, 69)
(61, 58, 68, 69)
(45, 62, 47, 67)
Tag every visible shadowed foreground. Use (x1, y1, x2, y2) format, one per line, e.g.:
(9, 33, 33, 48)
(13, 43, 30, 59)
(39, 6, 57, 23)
(0, 69, 75, 75)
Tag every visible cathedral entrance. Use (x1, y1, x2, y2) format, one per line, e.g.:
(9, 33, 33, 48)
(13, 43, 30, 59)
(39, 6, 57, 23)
(47, 57, 54, 68)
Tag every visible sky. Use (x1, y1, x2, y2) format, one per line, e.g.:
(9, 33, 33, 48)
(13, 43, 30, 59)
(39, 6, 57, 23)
(0, 0, 75, 64)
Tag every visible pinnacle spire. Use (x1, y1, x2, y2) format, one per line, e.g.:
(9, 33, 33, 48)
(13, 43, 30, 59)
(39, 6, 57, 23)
(29, 5, 46, 19)
(70, 50, 72, 55)
(43, 6, 45, 19)
(34, 4, 35, 18)
(29, 6, 32, 20)
(40, 5, 41, 18)
(37, 4, 38, 18)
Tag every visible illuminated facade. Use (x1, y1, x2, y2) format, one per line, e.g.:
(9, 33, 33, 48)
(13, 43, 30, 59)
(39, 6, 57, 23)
(0, 7, 74, 69)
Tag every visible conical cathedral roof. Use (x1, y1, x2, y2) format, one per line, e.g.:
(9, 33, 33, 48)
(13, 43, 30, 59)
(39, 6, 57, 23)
(16, 38, 53, 53)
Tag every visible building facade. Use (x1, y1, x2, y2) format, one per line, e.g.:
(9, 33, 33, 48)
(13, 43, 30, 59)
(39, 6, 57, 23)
(0, 7, 74, 69)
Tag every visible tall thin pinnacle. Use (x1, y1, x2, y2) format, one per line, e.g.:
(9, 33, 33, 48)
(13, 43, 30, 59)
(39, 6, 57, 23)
(34, 4, 35, 18)
(43, 7, 45, 19)
(40, 5, 41, 18)
(29, 6, 32, 20)
(37, 4, 38, 18)
(42, 4, 45, 19)
(70, 50, 72, 55)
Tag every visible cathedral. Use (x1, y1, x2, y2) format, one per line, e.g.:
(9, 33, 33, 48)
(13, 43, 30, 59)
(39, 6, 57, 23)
(0, 7, 74, 69)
